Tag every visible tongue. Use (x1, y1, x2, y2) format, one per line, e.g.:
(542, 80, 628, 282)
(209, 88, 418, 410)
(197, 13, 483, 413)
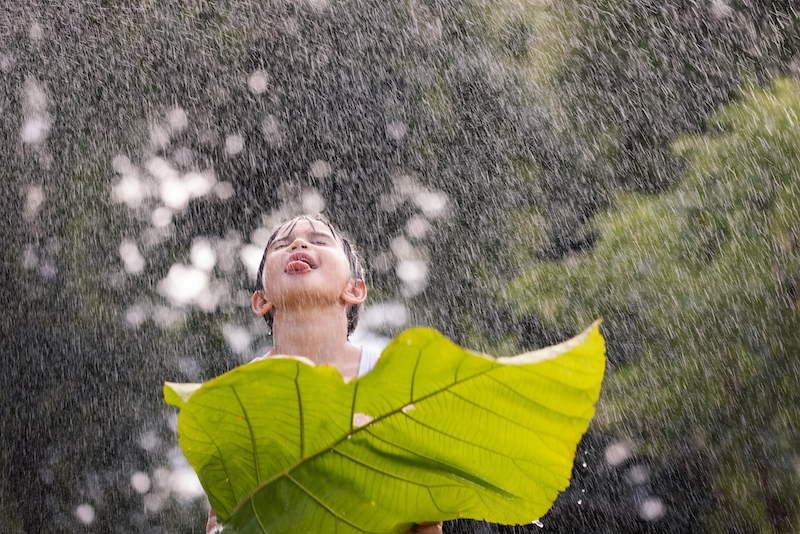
(287, 260, 312, 273)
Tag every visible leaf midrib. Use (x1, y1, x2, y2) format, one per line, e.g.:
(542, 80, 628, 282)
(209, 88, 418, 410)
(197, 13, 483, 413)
(229, 346, 502, 518)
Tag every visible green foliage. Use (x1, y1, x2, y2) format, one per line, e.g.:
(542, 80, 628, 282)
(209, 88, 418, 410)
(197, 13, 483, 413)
(506, 78, 800, 532)
(166, 325, 605, 533)
(540, 0, 800, 254)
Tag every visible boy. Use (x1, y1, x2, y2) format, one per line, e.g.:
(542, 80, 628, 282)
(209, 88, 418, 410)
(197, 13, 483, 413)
(206, 214, 442, 534)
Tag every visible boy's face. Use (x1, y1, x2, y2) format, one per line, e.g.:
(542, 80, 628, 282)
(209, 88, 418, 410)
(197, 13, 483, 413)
(252, 218, 366, 317)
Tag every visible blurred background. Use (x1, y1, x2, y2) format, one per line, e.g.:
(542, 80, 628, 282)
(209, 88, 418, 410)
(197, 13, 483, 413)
(1, 0, 798, 532)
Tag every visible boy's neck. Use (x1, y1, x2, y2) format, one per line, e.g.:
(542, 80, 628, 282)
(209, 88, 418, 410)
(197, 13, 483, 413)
(268, 303, 361, 377)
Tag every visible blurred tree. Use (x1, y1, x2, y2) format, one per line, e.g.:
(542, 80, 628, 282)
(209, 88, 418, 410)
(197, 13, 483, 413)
(505, 78, 800, 533)
(540, 0, 800, 256)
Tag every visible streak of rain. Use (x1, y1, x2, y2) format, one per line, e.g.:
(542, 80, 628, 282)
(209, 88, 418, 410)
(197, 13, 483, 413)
(2, 0, 799, 533)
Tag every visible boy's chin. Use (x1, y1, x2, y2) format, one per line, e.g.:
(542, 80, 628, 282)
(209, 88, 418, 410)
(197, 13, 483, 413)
(273, 289, 344, 308)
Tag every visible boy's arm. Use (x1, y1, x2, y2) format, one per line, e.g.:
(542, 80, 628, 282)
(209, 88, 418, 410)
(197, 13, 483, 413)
(206, 509, 219, 533)
(409, 522, 443, 534)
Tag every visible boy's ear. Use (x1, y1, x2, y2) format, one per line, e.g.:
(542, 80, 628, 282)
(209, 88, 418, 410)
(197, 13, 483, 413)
(251, 290, 274, 317)
(341, 279, 367, 306)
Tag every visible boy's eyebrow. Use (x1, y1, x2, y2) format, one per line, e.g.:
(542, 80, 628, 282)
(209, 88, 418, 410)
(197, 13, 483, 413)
(268, 230, 337, 249)
(309, 231, 336, 240)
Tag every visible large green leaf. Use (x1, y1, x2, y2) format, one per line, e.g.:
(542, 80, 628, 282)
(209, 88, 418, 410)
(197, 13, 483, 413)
(165, 323, 605, 533)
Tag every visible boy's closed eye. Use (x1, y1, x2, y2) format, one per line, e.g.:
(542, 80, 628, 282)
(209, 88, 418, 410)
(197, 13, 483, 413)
(270, 233, 334, 251)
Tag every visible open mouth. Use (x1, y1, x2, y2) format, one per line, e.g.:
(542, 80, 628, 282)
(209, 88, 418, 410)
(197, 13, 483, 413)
(286, 252, 316, 273)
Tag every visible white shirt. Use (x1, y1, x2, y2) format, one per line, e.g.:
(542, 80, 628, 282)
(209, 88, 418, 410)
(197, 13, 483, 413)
(357, 345, 382, 377)
(251, 345, 381, 377)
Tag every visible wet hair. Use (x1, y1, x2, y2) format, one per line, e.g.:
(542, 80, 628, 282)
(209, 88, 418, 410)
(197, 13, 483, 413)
(253, 214, 365, 336)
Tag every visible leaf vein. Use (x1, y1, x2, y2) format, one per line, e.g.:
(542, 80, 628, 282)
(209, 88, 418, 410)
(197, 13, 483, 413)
(446, 389, 573, 447)
(284, 473, 371, 533)
(231, 386, 261, 484)
(294, 366, 305, 458)
(484, 375, 591, 423)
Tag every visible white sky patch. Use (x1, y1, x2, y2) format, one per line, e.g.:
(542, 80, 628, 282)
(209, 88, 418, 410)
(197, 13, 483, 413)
(172, 146, 193, 167)
(361, 302, 408, 329)
(241, 244, 265, 279)
(248, 70, 270, 94)
(604, 441, 633, 466)
(119, 239, 145, 274)
(0, 53, 14, 73)
(149, 123, 170, 149)
(251, 227, 273, 248)
(396, 260, 428, 284)
(214, 181, 235, 200)
(160, 177, 191, 210)
(179, 357, 198, 377)
(153, 305, 182, 329)
(223, 324, 252, 354)
(167, 107, 188, 132)
(131, 471, 151, 494)
(405, 216, 430, 239)
(639, 497, 666, 521)
(170, 467, 205, 502)
(151, 207, 173, 228)
(262, 114, 283, 146)
(194, 280, 224, 312)
(302, 188, 326, 213)
(225, 134, 245, 155)
(626, 464, 649, 485)
(386, 120, 408, 140)
(190, 238, 217, 271)
(309, 159, 331, 179)
(391, 236, 413, 259)
(75, 504, 95, 525)
(115, 158, 216, 211)
(112, 173, 145, 208)
(24, 185, 45, 220)
(125, 305, 146, 327)
(147, 157, 179, 182)
(22, 244, 37, 269)
(158, 264, 209, 306)
(144, 493, 165, 513)
(138, 430, 160, 451)
(20, 115, 51, 144)
(183, 171, 216, 198)
(20, 77, 50, 144)
(306, 0, 329, 11)
(710, 0, 733, 18)
(112, 154, 134, 174)
(29, 22, 43, 42)
(415, 191, 447, 217)
(24, 76, 47, 110)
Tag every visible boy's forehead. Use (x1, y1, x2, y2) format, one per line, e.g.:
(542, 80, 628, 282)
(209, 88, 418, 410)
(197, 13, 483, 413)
(274, 218, 338, 240)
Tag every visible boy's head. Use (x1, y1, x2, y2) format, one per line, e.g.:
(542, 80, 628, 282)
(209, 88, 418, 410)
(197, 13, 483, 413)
(253, 214, 365, 336)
